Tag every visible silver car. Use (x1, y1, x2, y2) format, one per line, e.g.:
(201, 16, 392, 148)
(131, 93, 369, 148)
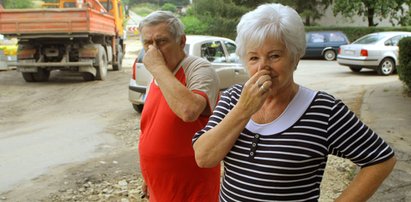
(337, 31, 411, 75)
(128, 35, 249, 113)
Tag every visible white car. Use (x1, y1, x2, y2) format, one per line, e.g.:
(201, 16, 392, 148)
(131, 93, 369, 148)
(337, 31, 411, 75)
(128, 35, 249, 113)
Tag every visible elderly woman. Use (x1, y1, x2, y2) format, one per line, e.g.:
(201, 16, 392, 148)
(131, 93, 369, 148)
(192, 3, 396, 201)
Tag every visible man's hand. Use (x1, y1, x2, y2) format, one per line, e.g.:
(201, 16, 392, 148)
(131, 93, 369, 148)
(143, 44, 168, 76)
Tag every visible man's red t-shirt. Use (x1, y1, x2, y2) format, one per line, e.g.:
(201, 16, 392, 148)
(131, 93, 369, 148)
(139, 56, 220, 202)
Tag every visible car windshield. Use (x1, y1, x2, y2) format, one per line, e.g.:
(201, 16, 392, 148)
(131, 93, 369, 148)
(353, 34, 385, 44)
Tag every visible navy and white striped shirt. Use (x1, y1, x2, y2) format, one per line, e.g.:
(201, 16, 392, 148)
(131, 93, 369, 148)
(193, 84, 394, 202)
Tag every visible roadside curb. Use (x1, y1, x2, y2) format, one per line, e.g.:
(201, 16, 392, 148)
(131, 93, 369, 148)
(361, 79, 411, 201)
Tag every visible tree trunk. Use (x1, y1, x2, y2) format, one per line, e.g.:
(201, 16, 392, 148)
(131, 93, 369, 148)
(367, 7, 377, 27)
(305, 16, 311, 26)
(0, 0, 3, 8)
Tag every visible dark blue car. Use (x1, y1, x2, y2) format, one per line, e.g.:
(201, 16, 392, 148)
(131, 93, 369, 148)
(303, 31, 349, 61)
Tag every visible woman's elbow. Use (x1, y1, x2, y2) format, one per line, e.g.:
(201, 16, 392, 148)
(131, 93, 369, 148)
(195, 154, 218, 168)
(193, 144, 218, 168)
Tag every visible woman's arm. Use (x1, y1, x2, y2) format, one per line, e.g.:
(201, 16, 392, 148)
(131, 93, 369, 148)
(336, 156, 396, 202)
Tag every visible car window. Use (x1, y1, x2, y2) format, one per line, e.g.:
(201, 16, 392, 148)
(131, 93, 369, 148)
(309, 33, 325, 43)
(385, 35, 403, 46)
(137, 49, 144, 63)
(354, 34, 385, 44)
(329, 32, 347, 42)
(184, 44, 190, 54)
(201, 41, 226, 63)
(224, 41, 240, 63)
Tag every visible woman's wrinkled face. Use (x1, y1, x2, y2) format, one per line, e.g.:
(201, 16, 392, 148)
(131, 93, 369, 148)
(245, 37, 297, 95)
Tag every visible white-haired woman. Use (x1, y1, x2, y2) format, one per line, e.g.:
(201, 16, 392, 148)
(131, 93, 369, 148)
(193, 3, 396, 201)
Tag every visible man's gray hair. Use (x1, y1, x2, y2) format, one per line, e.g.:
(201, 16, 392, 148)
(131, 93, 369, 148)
(235, 3, 306, 63)
(139, 10, 185, 43)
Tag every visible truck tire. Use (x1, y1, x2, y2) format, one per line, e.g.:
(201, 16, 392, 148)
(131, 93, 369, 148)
(112, 45, 123, 71)
(22, 73, 35, 82)
(95, 45, 108, 80)
(82, 72, 95, 81)
(32, 69, 50, 82)
(21, 69, 50, 82)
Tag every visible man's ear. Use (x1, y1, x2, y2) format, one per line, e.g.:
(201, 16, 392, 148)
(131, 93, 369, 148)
(180, 35, 186, 48)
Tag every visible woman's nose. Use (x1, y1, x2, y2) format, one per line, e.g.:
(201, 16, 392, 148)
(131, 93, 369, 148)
(258, 58, 271, 71)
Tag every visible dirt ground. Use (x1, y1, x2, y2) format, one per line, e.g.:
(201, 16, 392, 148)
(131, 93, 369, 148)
(0, 37, 391, 202)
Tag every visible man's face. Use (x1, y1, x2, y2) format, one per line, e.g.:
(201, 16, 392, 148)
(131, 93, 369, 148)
(141, 22, 185, 71)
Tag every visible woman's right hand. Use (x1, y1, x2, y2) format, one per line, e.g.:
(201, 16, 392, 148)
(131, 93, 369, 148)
(237, 69, 272, 117)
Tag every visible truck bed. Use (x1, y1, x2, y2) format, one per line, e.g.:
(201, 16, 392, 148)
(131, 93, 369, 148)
(0, 8, 116, 37)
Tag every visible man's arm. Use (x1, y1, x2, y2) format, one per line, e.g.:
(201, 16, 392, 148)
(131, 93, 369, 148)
(143, 45, 208, 122)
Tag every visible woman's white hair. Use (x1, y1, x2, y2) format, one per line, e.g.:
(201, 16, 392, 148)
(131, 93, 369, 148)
(235, 3, 306, 63)
(138, 10, 185, 43)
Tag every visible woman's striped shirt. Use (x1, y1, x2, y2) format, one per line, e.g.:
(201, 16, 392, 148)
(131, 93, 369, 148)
(192, 84, 394, 202)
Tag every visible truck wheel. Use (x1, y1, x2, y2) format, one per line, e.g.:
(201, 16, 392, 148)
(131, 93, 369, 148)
(82, 72, 95, 81)
(32, 69, 50, 82)
(22, 73, 35, 82)
(112, 45, 123, 71)
(95, 45, 108, 80)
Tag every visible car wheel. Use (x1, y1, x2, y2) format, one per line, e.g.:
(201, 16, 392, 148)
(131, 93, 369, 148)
(377, 58, 395, 76)
(323, 50, 336, 61)
(132, 104, 144, 113)
(349, 66, 362, 72)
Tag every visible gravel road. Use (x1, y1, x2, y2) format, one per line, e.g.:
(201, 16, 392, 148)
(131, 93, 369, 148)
(0, 37, 403, 202)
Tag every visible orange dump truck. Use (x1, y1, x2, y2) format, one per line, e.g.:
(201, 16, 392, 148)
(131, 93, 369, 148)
(0, 0, 125, 82)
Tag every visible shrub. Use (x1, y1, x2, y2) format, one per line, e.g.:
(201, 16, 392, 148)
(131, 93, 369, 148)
(161, 3, 177, 13)
(181, 16, 209, 35)
(398, 37, 411, 90)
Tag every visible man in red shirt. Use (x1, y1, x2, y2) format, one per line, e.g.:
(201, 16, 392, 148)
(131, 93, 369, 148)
(138, 11, 220, 202)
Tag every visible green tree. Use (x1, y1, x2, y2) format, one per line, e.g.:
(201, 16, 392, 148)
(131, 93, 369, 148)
(333, 0, 409, 27)
(231, 0, 333, 26)
(4, 0, 32, 8)
(192, 0, 249, 39)
(161, 2, 176, 12)
(278, 0, 332, 26)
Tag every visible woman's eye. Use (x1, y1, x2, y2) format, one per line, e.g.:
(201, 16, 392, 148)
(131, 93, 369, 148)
(270, 54, 279, 60)
(249, 56, 258, 61)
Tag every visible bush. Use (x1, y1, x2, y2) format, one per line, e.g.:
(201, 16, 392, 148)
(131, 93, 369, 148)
(398, 37, 411, 90)
(161, 3, 177, 13)
(131, 3, 159, 17)
(181, 15, 209, 35)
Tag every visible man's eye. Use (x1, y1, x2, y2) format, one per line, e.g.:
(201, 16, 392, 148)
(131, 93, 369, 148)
(156, 39, 167, 45)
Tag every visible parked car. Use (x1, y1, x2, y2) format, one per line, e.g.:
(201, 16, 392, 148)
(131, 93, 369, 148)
(128, 35, 249, 113)
(303, 31, 350, 61)
(337, 31, 411, 75)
